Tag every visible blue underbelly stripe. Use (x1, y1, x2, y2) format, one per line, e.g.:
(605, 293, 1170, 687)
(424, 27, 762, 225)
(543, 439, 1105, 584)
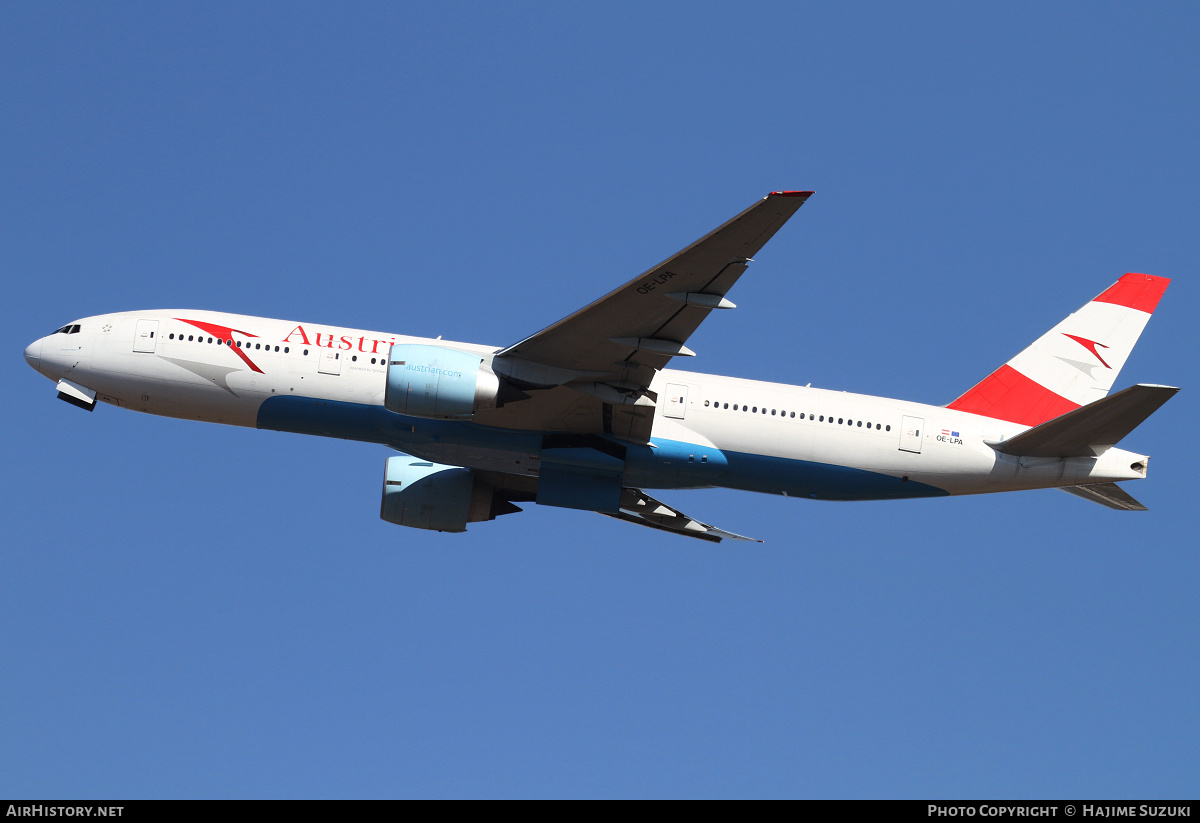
(717, 449, 948, 500)
(256, 396, 948, 501)
(256, 394, 543, 453)
(257, 395, 388, 443)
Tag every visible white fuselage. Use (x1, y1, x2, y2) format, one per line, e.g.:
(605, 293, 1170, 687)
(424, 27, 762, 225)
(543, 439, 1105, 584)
(25, 309, 1151, 502)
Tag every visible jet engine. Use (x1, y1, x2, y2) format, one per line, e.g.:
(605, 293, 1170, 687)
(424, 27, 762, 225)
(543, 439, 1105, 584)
(384, 344, 500, 419)
(379, 456, 521, 533)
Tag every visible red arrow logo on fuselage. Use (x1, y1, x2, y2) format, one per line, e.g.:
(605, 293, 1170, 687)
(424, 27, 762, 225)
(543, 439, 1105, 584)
(175, 318, 265, 373)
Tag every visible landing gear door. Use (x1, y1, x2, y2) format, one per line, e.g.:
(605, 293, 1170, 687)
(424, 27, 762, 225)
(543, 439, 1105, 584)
(133, 319, 159, 353)
(899, 415, 924, 454)
(318, 350, 342, 375)
(664, 383, 688, 419)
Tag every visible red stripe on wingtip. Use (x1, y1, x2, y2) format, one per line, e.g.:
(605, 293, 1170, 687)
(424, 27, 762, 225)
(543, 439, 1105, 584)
(947, 364, 1080, 427)
(1093, 273, 1170, 314)
(768, 190, 814, 197)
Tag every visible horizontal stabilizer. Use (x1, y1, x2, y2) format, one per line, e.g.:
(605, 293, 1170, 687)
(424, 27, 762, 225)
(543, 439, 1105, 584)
(601, 488, 762, 543)
(992, 384, 1178, 458)
(1060, 482, 1147, 511)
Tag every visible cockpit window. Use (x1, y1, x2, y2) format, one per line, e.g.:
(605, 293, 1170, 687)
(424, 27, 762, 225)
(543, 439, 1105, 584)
(52, 324, 81, 334)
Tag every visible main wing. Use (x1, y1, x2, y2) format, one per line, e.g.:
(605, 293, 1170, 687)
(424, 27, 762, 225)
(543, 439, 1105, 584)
(475, 191, 813, 441)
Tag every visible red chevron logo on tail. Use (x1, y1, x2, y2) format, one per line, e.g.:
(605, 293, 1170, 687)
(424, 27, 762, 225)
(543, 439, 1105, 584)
(1062, 334, 1112, 369)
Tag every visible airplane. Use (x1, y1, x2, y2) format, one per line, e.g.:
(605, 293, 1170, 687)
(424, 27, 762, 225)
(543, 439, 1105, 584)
(23, 192, 1177, 542)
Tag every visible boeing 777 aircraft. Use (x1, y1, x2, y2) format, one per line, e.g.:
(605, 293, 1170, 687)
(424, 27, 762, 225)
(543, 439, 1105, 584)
(24, 192, 1176, 541)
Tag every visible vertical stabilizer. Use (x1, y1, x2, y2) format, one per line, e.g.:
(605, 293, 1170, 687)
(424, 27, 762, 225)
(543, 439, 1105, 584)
(947, 273, 1169, 426)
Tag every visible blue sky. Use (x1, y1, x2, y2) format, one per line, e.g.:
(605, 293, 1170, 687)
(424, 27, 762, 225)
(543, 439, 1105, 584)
(3, 2, 1198, 798)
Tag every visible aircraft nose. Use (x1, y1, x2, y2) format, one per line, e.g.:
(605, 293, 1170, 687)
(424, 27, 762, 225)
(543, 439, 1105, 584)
(24, 338, 42, 371)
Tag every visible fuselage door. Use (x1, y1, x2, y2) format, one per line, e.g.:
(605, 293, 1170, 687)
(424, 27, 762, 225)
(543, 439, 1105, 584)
(133, 319, 159, 353)
(318, 349, 342, 375)
(664, 383, 688, 419)
(899, 415, 924, 453)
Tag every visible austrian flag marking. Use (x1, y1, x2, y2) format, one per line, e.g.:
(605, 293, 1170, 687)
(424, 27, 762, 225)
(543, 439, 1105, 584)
(937, 428, 964, 445)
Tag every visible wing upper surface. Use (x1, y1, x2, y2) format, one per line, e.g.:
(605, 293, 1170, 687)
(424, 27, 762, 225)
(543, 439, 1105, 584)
(497, 191, 812, 380)
(475, 191, 812, 441)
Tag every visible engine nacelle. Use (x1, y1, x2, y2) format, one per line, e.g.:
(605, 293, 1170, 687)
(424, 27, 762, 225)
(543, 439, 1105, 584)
(384, 344, 499, 419)
(380, 457, 519, 533)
